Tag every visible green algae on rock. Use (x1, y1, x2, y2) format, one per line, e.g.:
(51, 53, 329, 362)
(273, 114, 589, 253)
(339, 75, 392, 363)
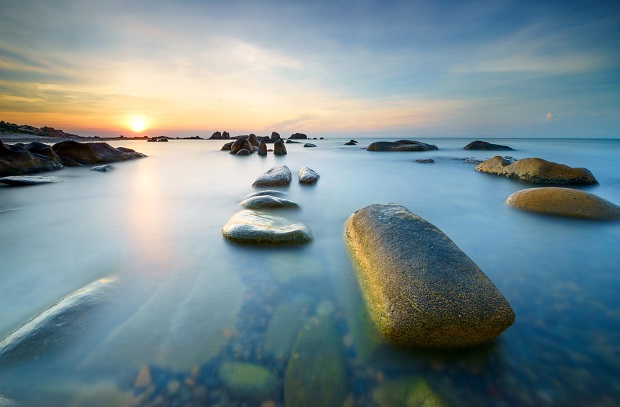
(475, 156, 597, 185)
(373, 376, 446, 407)
(222, 210, 312, 245)
(217, 362, 278, 402)
(344, 203, 515, 348)
(506, 187, 620, 220)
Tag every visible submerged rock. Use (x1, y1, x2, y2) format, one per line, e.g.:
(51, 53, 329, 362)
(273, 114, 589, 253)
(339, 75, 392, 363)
(52, 141, 145, 165)
(344, 203, 515, 348)
(0, 175, 62, 186)
(303, 143, 316, 148)
(366, 140, 438, 152)
(506, 187, 620, 220)
(0, 140, 64, 177)
(373, 376, 446, 407)
(476, 156, 598, 185)
(222, 210, 312, 245)
(239, 195, 299, 209)
(90, 164, 114, 172)
(274, 140, 287, 155)
(263, 298, 311, 360)
(415, 159, 435, 164)
(217, 362, 278, 402)
(464, 140, 514, 151)
(0, 278, 116, 363)
(244, 189, 288, 199)
(284, 314, 348, 407)
(252, 166, 292, 187)
(298, 167, 320, 185)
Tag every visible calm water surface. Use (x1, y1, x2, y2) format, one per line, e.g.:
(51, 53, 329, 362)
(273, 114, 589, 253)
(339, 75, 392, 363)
(0, 138, 619, 406)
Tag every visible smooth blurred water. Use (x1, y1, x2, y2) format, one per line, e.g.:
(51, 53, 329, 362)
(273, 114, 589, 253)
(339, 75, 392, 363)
(0, 138, 618, 406)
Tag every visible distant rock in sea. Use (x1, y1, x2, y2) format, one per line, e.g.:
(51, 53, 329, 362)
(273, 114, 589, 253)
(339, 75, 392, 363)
(303, 143, 316, 148)
(366, 140, 438, 152)
(344, 140, 358, 145)
(289, 133, 308, 140)
(506, 187, 620, 220)
(464, 140, 514, 151)
(476, 156, 598, 185)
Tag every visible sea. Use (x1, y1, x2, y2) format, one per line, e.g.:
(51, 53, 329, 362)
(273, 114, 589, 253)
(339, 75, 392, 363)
(0, 137, 619, 406)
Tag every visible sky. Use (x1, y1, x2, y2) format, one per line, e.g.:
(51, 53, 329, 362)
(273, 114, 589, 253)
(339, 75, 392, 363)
(0, 0, 619, 138)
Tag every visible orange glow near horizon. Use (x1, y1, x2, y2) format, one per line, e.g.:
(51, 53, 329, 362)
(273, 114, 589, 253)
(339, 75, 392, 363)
(129, 116, 148, 133)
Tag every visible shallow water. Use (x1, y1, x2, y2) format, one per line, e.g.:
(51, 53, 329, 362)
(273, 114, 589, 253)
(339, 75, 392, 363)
(0, 138, 619, 406)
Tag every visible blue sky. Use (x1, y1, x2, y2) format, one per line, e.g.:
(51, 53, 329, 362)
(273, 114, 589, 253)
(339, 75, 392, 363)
(0, 0, 618, 137)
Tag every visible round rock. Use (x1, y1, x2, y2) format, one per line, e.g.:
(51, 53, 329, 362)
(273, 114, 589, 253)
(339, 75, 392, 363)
(222, 210, 312, 245)
(252, 166, 292, 187)
(298, 167, 320, 185)
(240, 195, 299, 209)
(476, 156, 597, 185)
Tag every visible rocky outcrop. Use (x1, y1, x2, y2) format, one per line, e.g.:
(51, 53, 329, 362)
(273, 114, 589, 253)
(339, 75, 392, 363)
(464, 140, 514, 151)
(252, 166, 292, 187)
(298, 167, 320, 185)
(229, 137, 254, 155)
(217, 362, 278, 403)
(222, 210, 312, 245)
(258, 139, 267, 156)
(239, 195, 299, 209)
(366, 140, 438, 152)
(247, 134, 259, 147)
(506, 187, 620, 220)
(24, 142, 61, 161)
(289, 133, 308, 140)
(1, 140, 64, 177)
(222, 131, 230, 139)
(344, 203, 515, 348)
(284, 313, 348, 407)
(476, 156, 598, 185)
(209, 131, 222, 139)
(274, 140, 287, 155)
(270, 132, 281, 140)
(52, 141, 145, 165)
(344, 140, 358, 146)
(221, 141, 234, 151)
(0, 175, 62, 186)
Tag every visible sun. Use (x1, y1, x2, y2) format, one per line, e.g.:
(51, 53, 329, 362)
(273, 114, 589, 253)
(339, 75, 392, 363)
(129, 116, 148, 133)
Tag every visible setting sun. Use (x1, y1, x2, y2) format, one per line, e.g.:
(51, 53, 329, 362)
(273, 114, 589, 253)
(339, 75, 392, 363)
(129, 116, 148, 133)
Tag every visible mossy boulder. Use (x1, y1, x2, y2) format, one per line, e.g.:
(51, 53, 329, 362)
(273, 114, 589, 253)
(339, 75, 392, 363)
(344, 203, 515, 348)
(506, 187, 620, 220)
(284, 314, 348, 407)
(217, 362, 278, 402)
(373, 377, 446, 407)
(222, 210, 312, 245)
(476, 156, 597, 185)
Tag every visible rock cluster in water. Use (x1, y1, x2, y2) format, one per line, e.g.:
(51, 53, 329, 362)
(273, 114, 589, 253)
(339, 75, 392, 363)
(366, 140, 438, 152)
(476, 156, 598, 185)
(506, 187, 620, 220)
(344, 203, 515, 348)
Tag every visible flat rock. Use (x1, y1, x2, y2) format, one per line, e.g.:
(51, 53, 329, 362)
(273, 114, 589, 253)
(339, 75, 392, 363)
(415, 159, 435, 164)
(0, 175, 62, 185)
(217, 362, 278, 402)
(244, 190, 288, 199)
(1, 140, 64, 177)
(303, 143, 316, 148)
(298, 167, 320, 184)
(240, 195, 299, 209)
(344, 203, 515, 348)
(506, 187, 620, 220)
(476, 156, 597, 185)
(52, 141, 145, 165)
(366, 140, 438, 152)
(252, 165, 292, 187)
(222, 210, 311, 245)
(464, 140, 514, 151)
(90, 164, 114, 172)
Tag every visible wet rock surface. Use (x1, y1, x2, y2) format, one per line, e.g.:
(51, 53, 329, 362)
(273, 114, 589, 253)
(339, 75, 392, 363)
(476, 156, 598, 185)
(52, 141, 145, 165)
(506, 187, 620, 220)
(222, 210, 312, 245)
(252, 166, 292, 187)
(0, 175, 62, 185)
(239, 195, 299, 209)
(344, 203, 515, 348)
(0, 140, 64, 177)
(298, 167, 320, 185)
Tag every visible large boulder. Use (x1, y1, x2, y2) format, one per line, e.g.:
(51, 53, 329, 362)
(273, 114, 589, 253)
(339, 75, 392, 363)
(506, 187, 620, 220)
(274, 139, 287, 155)
(239, 195, 299, 209)
(344, 203, 515, 348)
(289, 133, 308, 140)
(284, 314, 348, 407)
(252, 166, 291, 187)
(217, 362, 278, 403)
(270, 131, 281, 140)
(0, 140, 64, 177)
(221, 141, 234, 151)
(476, 156, 597, 185)
(258, 139, 267, 156)
(247, 133, 259, 147)
(298, 167, 320, 185)
(52, 141, 145, 165)
(222, 210, 312, 245)
(464, 140, 514, 151)
(229, 137, 253, 155)
(366, 140, 438, 152)
(24, 141, 61, 161)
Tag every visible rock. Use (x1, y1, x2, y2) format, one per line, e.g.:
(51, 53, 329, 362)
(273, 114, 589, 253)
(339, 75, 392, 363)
(298, 167, 320, 185)
(217, 362, 278, 402)
(270, 132, 281, 140)
(274, 140, 287, 155)
(134, 365, 152, 388)
(24, 142, 61, 162)
(63, 158, 82, 167)
(240, 195, 299, 209)
(263, 299, 309, 360)
(415, 159, 435, 164)
(209, 131, 222, 140)
(252, 166, 292, 187)
(221, 141, 234, 151)
(506, 187, 620, 220)
(366, 140, 438, 152)
(222, 131, 230, 139)
(289, 133, 308, 140)
(90, 164, 114, 172)
(373, 377, 446, 407)
(0, 278, 116, 363)
(344, 141, 357, 146)
(52, 141, 145, 165)
(248, 133, 259, 147)
(229, 138, 254, 155)
(244, 190, 288, 199)
(284, 314, 348, 407)
(1, 140, 64, 177)
(222, 210, 312, 245)
(303, 143, 316, 148)
(258, 139, 267, 156)
(344, 204, 515, 348)
(464, 140, 514, 151)
(476, 156, 598, 185)
(0, 175, 62, 186)
(236, 149, 251, 156)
